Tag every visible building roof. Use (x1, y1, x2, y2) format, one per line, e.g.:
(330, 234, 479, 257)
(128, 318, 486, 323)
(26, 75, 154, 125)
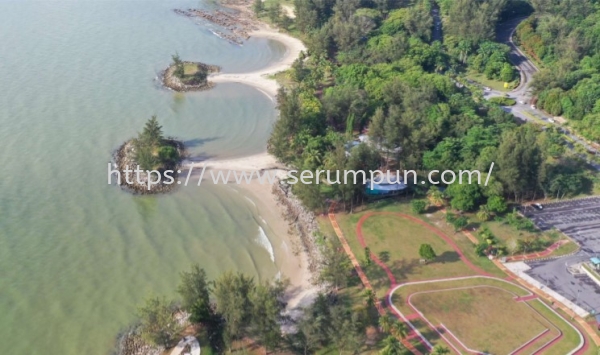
(591, 257, 600, 265)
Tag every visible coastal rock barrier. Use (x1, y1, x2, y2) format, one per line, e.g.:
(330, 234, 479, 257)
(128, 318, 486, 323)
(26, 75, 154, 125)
(173, 7, 257, 45)
(272, 180, 323, 280)
(113, 139, 185, 194)
(162, 61, 221, 92)
(114, 328, 164, 355)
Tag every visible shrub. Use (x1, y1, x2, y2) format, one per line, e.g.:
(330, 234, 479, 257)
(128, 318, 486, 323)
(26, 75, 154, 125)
(411, 199, 428, 214)
(489, 97, 516, 106)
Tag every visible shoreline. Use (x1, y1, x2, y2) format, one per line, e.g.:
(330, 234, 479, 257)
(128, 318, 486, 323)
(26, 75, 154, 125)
(209, 27, 305, 98)
(184, 4, 319, 316)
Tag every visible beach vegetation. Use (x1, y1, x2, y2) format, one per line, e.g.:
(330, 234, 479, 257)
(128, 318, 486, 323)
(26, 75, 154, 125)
(136, 296, 184, 348)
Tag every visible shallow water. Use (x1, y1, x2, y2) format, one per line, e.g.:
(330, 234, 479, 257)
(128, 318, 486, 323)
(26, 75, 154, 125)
(0, 1, 286, 353)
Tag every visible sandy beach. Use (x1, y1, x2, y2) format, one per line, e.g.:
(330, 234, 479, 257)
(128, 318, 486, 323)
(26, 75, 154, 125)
(185, 7, 319, 316)
(209, 27, 305, 98)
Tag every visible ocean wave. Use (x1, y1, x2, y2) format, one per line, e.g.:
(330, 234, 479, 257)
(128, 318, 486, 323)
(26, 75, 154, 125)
(255, 226, 275, 263)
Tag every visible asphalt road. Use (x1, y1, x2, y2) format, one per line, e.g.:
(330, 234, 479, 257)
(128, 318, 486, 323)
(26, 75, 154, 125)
(483, 17, 600, 168)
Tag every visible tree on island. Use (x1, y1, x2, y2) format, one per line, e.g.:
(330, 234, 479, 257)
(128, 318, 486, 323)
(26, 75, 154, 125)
(172, 53, 184, 78)
(419, 244, 436, 262)
(137, 296, 184, 348)
(134, 116, 180, 170)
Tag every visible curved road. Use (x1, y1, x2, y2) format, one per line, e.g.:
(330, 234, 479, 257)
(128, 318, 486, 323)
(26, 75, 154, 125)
(485, 17, 600, 168)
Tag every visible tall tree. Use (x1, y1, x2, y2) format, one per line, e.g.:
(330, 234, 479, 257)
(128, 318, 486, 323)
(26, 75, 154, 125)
(137, 296, 183, 348)
(177, 264, 212, 323)
(249, 281, 286, 353)
(213, 272, 254, 348)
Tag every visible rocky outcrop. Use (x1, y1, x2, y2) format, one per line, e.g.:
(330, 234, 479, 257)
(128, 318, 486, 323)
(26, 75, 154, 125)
(174, 5, 258, 45)
(113, 139, 184, 194)
(162, 61, 220, 92)
(113, 328, 164, 355)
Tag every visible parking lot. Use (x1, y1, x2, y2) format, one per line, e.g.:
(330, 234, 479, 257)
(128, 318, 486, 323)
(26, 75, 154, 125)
(521, 197, 600, 314)
(523, 197, 600, 254)
(526, 253, 600, 314)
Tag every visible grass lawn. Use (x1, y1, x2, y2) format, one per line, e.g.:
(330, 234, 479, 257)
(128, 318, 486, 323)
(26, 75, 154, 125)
(183, 63, 200, 76)
(411, 287, 552, 355)
(390, 277, 530, 315)
(331, 199, 507, 295)
(422, 210, 505, 277)
(465, 71, 515, 91)
(360, 215, 477, 283)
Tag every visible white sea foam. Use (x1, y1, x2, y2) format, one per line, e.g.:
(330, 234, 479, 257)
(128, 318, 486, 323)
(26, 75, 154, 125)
(244, 196, 256, 207)
(255, 226, 275, 263)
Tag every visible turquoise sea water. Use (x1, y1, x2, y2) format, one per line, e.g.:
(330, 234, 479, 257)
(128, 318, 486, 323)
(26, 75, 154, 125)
(0, 1, 287, 353)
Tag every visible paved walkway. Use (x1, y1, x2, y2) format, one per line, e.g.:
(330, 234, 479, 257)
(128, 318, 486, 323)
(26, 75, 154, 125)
(504, 239, 572, 262)
(169, 336, 200, 355)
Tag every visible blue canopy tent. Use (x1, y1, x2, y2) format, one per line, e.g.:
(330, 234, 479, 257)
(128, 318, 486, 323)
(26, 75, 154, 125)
(365, 176, 408, 197)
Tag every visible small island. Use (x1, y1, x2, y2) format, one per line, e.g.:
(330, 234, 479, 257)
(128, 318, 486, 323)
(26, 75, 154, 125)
(162, 53, 220, 92)
(114, 116, 184, 194)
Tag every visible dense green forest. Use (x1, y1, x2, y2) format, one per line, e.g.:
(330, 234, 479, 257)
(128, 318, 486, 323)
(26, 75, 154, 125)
(515, 0, 600, 142)
(263, 0, 594, 213)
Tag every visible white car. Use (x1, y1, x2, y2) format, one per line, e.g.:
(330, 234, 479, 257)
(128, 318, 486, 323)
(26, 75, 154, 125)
(531, 105, 537, 109)
(548, 118, 555, 123)
(518, 100, 525, 104)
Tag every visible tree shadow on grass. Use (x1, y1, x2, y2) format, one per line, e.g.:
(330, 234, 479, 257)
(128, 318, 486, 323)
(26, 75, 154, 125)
(390, 259, 420, 282)
(425, 205, 445, 214)
(419, 327, 444, 344)
(436, 251, 461, 264)
(466, 221, 481, 231)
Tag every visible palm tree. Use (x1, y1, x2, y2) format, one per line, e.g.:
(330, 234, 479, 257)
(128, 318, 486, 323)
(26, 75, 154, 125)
(378, 314, 393, 334)
(427, 186, 445, 207)
(390, 320, 408, 339)
(364, 289, 376, 308)
(379, 335, 406, 355)
(477, 205, 491, 221)
(430, 345, 451, 355)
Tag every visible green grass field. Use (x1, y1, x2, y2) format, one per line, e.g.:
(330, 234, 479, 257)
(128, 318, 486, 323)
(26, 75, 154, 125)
(411, 287, 552, 354)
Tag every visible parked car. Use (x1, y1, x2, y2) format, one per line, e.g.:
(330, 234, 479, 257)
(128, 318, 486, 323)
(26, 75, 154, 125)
(531, 104, 537, 109)
(532, 203, 543, 210)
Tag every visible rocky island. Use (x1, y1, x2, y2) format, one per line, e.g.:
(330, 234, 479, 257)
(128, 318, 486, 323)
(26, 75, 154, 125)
(162, 53, 220, 92)
(114, 116, 184, 194)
